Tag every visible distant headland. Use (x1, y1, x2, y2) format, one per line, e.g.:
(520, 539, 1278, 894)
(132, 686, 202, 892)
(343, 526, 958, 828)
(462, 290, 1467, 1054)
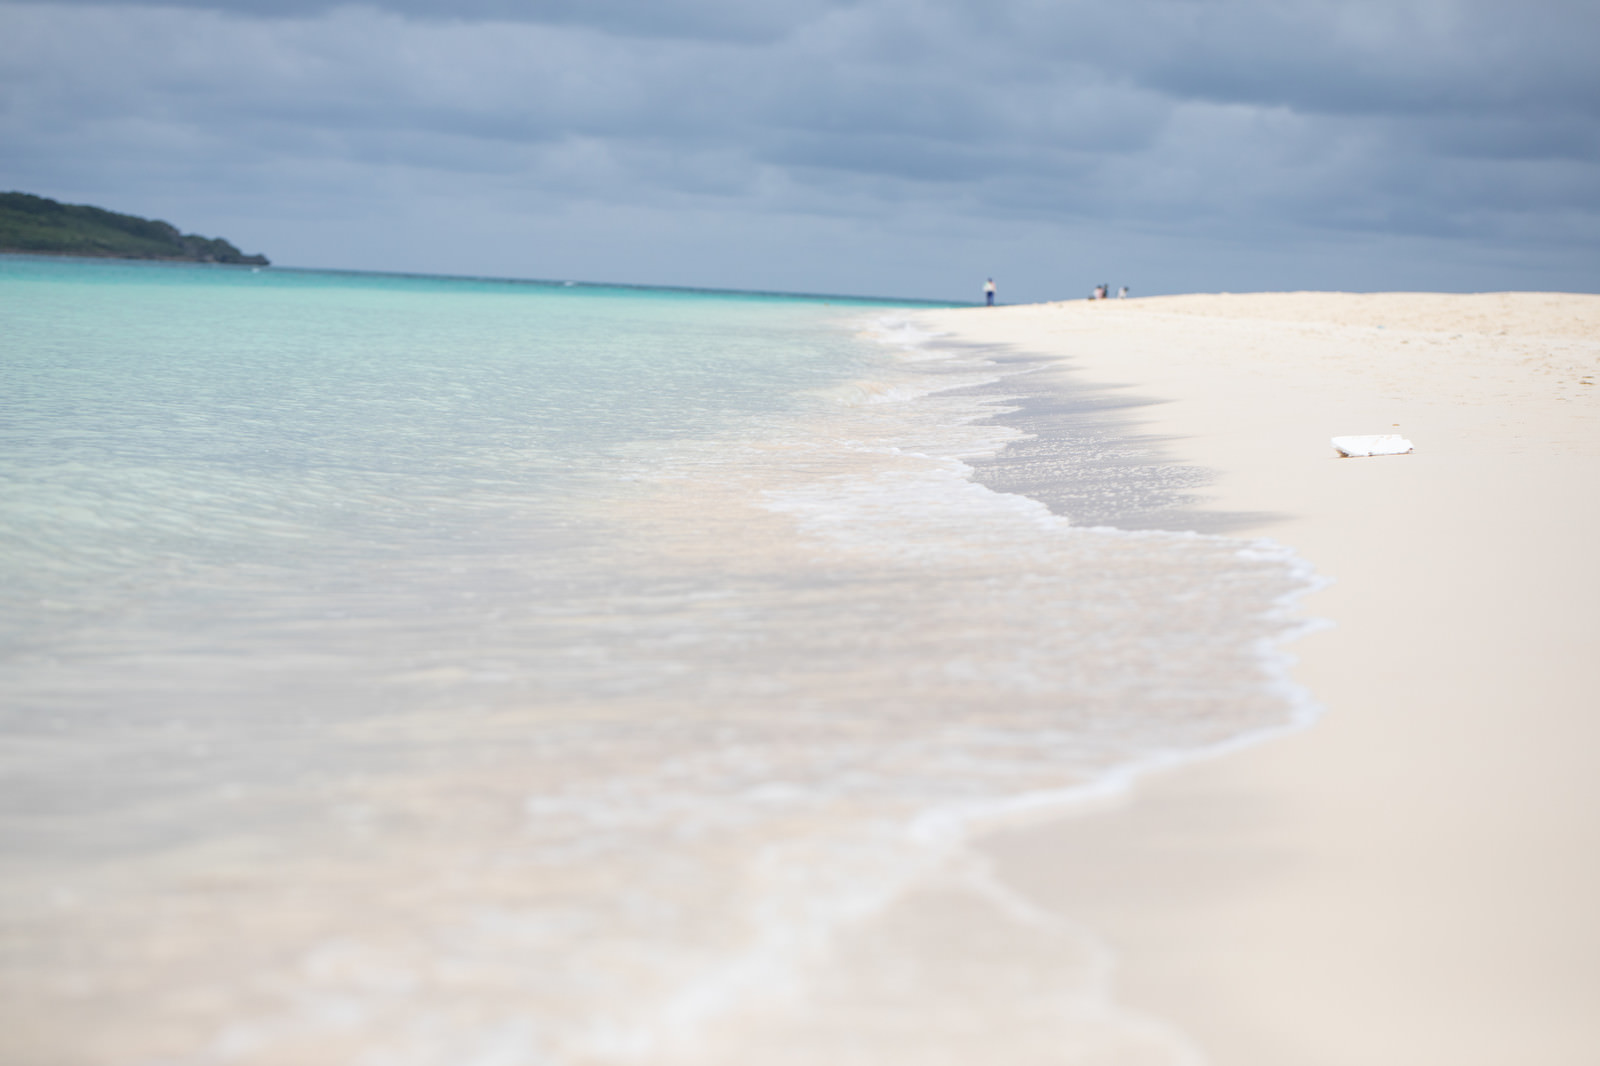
(0, 192, 269, 266)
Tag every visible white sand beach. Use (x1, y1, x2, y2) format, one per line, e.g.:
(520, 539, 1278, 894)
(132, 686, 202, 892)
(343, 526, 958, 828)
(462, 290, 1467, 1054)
(916, 293, 1600, 1065)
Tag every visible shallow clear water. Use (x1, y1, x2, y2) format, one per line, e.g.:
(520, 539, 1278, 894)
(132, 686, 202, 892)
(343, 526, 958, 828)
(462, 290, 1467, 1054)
(0, 256, 1314, 1065)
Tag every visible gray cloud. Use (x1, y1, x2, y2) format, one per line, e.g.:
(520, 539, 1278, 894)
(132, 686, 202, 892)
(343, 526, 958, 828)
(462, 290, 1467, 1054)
(1, 0, 1596, 299)
(29, 0, 866, 42)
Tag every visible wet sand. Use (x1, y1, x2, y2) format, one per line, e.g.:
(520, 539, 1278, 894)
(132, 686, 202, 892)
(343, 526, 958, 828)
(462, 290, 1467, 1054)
(917, 293, 1600, 1065)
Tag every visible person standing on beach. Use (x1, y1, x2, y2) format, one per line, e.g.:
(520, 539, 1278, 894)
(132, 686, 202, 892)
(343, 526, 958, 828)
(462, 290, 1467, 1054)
(1118, 286, 1129, 299)
(984, 278, 996, 306)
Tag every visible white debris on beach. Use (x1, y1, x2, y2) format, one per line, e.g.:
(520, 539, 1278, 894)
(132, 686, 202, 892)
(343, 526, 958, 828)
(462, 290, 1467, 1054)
(1331, 434, 1414, 457)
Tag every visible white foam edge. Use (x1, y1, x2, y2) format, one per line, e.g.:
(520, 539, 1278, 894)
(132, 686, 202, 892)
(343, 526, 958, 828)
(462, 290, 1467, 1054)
(909, 533, 1332, 848)
(825, 311, 1050, 411)
(853, 313, 952, 356)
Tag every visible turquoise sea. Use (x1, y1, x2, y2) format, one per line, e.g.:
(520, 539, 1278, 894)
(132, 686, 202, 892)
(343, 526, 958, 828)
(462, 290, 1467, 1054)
(1, 256, 1315, 1065)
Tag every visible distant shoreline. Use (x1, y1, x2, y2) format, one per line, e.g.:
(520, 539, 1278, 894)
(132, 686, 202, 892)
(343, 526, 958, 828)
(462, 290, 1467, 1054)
(0, 192, 269, 266)
(0, 248, 268, 266)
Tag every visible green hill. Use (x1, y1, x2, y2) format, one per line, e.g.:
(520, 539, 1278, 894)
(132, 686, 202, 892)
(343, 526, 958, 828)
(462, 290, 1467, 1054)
(0, 192, 269, 265)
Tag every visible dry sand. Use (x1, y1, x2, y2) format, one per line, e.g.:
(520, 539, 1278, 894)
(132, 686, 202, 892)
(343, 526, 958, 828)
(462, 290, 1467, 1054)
(916, 293, 1600, 1065)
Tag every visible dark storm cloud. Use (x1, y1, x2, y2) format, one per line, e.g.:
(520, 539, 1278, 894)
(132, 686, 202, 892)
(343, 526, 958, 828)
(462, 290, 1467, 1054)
(59, 0, 1591, 120)
(3, 0, 1596, 294)
(1015, 0, 1599, 115)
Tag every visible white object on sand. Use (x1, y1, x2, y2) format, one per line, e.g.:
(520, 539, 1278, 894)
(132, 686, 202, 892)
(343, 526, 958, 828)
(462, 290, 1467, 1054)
(1332, 434, 1414, 457)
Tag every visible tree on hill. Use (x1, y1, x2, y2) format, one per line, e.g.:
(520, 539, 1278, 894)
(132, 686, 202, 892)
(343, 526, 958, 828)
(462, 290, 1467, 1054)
(0, 192, 269, 265)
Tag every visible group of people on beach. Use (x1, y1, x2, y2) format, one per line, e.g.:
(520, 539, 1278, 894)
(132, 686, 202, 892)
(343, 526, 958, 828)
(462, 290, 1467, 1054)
(981, 279, 1129, 305)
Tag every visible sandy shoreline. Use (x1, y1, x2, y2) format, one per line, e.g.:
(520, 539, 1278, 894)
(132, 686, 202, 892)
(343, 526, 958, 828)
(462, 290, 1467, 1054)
(916, 293, 1600, 1065)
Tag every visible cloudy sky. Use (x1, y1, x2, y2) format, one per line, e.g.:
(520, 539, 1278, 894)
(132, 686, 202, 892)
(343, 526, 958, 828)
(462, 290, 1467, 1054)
(2, 0, 1596, 301)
